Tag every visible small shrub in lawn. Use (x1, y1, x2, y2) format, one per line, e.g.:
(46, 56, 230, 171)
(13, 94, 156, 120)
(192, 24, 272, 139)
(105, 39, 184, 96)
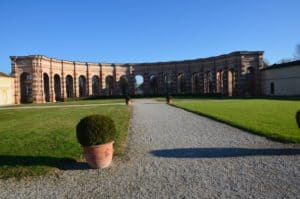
(76, 115, 117, 147)
(125, 95, 131, 105)
(166, 95, 172, 104)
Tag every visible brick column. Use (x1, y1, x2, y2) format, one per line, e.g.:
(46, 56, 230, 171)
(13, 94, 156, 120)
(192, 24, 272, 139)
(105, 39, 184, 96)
(11, 57, 20, 104)
(73, 62, 79, 97)
(112, 65, 117, 95)
(199, 67, 204, 94)
(128, 66, 135, 95)
(99, 64, 103, 95)
(61, 61, 67, 99)
(86, 63, 91, 96)
(222, 68, 228, 96)
(49, 59, 55, 102)
(143, 73, 150, 95)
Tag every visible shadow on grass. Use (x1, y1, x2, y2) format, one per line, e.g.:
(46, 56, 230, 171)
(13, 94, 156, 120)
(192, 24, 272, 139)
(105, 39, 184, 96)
(150, 147, 300, 158)
(0, 155, 90, 170)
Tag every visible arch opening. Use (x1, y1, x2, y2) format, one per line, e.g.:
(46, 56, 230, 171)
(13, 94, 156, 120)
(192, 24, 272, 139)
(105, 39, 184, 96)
(191, 73, 201, 94)
(119, 75, 129, 96)
(204, 71, 213, 94)
(177, 73, 185, 94)
(79, 75, 87, 97)
(134, 75, 144, 95)
(92, 75, 100, 96)
(164, 73, 172, 95)
(228, 69, 235, 96)
(43, 73, 50, 102)
(105, 75, 114, 95)
(149, 75, 158, 95)
(216, 70, 224, 94)
(66, 75, 74, 98)
(54, 74, 61, 101)
(20, 72, 32, 103)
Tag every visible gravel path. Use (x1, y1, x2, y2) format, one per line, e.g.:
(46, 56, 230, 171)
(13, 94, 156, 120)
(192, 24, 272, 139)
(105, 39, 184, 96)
(1, 99, 300, 198)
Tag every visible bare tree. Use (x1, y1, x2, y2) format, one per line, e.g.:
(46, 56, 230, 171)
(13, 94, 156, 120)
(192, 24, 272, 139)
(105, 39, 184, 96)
(294, 44, 300, 60)
(263, 58, 270, 67)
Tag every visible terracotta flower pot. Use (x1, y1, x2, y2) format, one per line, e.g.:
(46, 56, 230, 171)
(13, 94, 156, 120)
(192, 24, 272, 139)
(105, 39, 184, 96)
(83, 141, 114, 169)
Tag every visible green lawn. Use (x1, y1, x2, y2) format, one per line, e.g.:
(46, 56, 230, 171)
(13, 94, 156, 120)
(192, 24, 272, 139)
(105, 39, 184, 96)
(0, 102, 130, 179)
(172, 99, 300, 143)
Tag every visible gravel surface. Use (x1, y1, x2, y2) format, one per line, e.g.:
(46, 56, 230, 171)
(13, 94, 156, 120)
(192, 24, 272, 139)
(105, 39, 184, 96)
(1, 99, 300, 198)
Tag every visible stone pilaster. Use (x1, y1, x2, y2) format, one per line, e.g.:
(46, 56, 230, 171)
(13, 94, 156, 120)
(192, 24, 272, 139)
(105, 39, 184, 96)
(49, 59, 55, 102)
(11, 57, 20, 104)
(99, 64, 103, 95)
(128, 66, 135, 95)
(61, 61, 67, 99)
(86, 62, 91, 96)
(72, 62, 77, 97)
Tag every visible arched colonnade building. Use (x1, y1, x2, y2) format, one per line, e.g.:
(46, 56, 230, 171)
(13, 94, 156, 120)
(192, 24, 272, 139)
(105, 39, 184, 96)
(10, 51, 264, 104)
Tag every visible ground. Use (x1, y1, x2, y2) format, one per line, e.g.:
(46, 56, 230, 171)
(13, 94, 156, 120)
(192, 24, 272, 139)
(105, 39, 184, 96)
(0, 99, 299, 198)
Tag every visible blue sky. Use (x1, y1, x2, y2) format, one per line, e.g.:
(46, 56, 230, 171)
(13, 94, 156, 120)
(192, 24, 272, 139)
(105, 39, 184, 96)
(0, 0, 299, 74)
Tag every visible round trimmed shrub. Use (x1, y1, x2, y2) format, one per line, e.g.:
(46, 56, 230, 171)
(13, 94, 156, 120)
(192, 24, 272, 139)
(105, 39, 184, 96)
(76, 115, 116, 147)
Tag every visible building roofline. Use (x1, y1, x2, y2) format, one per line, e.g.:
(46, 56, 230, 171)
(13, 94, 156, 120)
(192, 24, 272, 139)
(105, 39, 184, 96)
(261, 60, 300, 71)
(10, 51, 264, 66)
(0, 72, 14, 78)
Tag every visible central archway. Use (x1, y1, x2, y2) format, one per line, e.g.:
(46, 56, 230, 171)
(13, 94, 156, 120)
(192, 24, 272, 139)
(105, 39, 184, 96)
(134, 75, 144, 95)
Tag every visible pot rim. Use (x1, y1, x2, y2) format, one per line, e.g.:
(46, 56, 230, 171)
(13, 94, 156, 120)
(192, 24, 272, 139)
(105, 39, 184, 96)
(83, 140, 114, 148)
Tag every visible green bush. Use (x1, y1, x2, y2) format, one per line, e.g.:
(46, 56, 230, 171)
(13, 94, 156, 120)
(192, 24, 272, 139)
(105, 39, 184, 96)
(76, 115, 117, 147)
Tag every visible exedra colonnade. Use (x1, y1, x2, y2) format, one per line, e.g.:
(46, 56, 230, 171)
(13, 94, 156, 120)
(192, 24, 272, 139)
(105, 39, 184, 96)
(10, 51, 264, 104)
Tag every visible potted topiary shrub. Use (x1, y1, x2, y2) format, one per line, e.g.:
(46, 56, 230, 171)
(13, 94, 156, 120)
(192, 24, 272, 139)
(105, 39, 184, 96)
(76, 115, 116, 169)
(125, 95, 131, 105)
(166, 95, 172, 104)
(296, 110, 300, 128)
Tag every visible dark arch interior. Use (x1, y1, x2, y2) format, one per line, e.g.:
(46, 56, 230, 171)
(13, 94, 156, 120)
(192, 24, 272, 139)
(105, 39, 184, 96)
(66, 75, 73, 98)
(92, 75, 100, 96)
(54, 74, 61, 101)
(43, 73, 50, 102)
(20, 72, 32, 103)
(79, 76, 86, 97)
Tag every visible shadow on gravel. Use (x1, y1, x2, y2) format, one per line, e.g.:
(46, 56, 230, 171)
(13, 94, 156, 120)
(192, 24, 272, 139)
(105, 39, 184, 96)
(150, 148, 300, 158)
(59, 162, 90, 170)
(0, 155, 90, 170)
